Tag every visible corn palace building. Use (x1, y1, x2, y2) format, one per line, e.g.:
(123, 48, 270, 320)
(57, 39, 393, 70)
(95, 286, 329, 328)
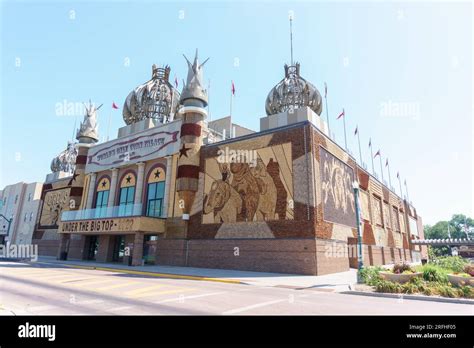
(33, 51, 427, 275)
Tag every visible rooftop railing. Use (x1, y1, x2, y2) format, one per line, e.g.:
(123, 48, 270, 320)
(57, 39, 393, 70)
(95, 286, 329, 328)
(61, 203, 147, 221)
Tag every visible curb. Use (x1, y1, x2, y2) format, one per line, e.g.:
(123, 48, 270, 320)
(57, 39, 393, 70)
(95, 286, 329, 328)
(341, 290, 474, 305)
(33, 261, 245, 285)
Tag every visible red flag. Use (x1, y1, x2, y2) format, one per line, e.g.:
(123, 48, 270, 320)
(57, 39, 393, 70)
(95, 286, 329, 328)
(385, 158, 389, 167)
(354, 126, 358, 136)
(337, 108, 345, 120)
(324, 82, 327, 98)
(374, 150, 381, 158)
(112, 102, 119, 109)
(174, 76, 179, 88)
(231, 80, 235, 96)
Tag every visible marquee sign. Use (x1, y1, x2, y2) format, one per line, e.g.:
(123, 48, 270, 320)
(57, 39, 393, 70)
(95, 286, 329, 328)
(85, 120, 181, 173)
(58, 216, 166, 234)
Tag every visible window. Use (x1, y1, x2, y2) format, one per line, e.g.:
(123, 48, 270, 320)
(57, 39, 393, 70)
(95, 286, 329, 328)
(14, 195, 18, 204)
(24, 213, 27, 222)
(94, 177, 110, 218)
(146, 166, 166, 218)
(28, 193, 32, 202)
(29, 212, 33, 222)
(118, 173, 136, 217)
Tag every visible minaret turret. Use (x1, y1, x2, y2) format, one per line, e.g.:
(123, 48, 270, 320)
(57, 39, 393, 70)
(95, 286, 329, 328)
(176, 49, 209, 221)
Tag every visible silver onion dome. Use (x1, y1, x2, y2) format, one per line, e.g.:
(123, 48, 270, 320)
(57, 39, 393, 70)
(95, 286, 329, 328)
(50, 141, 78, 174)
(265, 63, 322, 116)
(123, 64, 181, 125)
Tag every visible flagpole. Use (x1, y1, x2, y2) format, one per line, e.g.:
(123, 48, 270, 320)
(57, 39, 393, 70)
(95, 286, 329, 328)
(405, 180, 410, 203)
(342, 110, 348, 150)
(357, 128, 362, 165)
(387, 161, 392, 189)
(230, 89, 233, 117)
(107, 109, 112, 142)
(398, 174, 403, 199)
(208, 79, 211, 120)
(379, 154, 384, 183)
(324, 83, 330, 138)
(369, 140, 375, 175)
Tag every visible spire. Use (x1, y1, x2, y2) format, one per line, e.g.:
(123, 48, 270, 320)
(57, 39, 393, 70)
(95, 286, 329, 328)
(76, 100, 100, 144)
(289, 14, 294, 66)
(180, 49, 209, 107)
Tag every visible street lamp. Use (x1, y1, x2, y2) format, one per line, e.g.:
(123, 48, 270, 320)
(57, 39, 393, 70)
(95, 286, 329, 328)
(0, 214, 13, 245)
(352, 181, 364, 283)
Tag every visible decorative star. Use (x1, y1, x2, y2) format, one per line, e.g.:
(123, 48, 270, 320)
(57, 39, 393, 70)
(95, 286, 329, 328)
(179, 144, 191, 158)
(101, 180, 107, 188)
(126, 175, 132, 184)
(154, 170, 161, 179)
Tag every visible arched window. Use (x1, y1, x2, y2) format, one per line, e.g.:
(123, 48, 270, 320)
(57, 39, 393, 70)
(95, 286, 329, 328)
(146, 166, 166, 217)
(118, 172, 136, 216)
(95, 177, 110, 217)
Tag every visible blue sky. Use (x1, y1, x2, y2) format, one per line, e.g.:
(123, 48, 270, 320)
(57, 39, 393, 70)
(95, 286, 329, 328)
(1, 0, 472, 224)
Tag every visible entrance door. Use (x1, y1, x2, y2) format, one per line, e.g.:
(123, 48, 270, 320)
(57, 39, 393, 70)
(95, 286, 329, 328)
(86, 236, 99, 261)
(143, 235, 158, 265)
(112, 235, 125, 263)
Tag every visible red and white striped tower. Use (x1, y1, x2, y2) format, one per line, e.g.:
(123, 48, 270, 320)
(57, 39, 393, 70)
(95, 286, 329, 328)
(176, 50, 209, 220)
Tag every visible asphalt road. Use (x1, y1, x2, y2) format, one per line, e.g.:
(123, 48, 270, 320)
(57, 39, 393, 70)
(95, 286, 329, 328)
(0, 262, 472, 315)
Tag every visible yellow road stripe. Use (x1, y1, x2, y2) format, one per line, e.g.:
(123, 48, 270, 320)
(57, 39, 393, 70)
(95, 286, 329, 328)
(37, 273, 81, 281)
(97, 282, 139, 291)
(33, 262, 243, 284)
(129, 287, 196, 299)
(125, 285, 168, 296)
(72, 278, 116, 287)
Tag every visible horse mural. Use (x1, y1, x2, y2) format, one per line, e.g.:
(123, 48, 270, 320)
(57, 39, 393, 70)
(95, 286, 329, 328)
(251, 158, 277, 221)
(203, 180, 242, 223)
(203, 152, 291, 223)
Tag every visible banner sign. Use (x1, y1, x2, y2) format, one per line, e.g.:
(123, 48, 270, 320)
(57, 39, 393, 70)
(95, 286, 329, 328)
(85, 120, 181, 173)
(58, 216, 165, 234)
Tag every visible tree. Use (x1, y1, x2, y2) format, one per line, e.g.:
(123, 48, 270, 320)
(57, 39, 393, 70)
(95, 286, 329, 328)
(423, 214, 473, 256)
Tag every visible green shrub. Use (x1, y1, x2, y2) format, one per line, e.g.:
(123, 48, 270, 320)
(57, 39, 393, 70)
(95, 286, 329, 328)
(359, 266, 383, 286)
(436, 284, 457, 298)
(375, 279, 403, 293)
(432, 256, 469, 273)
(457, 286, 473, 299)
(421, 265, 449, 283)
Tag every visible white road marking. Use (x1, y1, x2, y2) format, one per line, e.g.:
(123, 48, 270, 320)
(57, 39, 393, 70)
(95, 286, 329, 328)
(107, 306, 133, 312)
(129, 288, 195, 299)
(25, 304, 57, 312)
(77, 299, 104, 305)
(97, 282, 139, 291)
(154, 291, 227, 304)
(223, 299, 287, 315)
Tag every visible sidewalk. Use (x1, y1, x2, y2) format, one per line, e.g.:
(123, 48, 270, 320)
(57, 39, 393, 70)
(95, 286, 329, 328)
(34, 256, 357, 292)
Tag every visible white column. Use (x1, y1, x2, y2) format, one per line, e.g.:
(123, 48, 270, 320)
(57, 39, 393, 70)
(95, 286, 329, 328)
(85, 173, 97, 211)
(162, 156, 173, 218)
(134, 162, 146, 215)
(107, 168, 119, 216)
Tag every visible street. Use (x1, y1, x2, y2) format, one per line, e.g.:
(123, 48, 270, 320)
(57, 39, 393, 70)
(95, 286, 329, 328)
(0, 262, 472, 315)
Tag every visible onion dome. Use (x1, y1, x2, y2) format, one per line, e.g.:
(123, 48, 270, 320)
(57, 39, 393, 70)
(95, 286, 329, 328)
(265, 63, 322, 116)
(123, 64, 181, 125)
(50, 141, 78, 174)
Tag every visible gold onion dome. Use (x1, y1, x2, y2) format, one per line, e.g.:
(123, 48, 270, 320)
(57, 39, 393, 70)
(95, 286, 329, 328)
(123, 64, 181, 125)
(265, 62, 322, 116)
